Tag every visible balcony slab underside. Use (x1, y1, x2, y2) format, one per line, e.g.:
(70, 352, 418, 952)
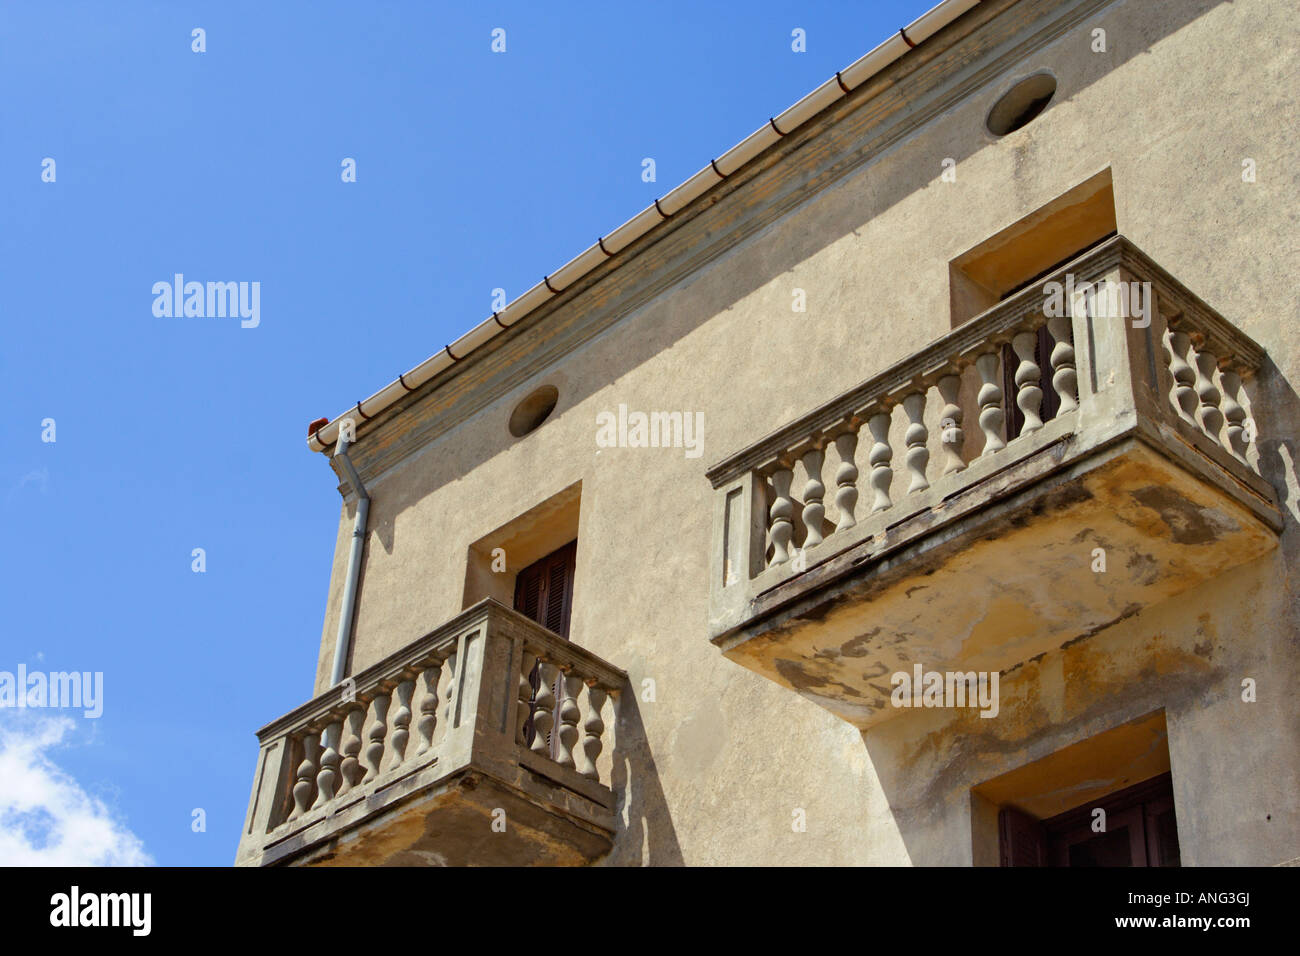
(712, 420, 1281, 730)
(263, 762, 615, 867)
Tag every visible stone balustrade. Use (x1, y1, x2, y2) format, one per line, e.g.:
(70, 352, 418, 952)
(706, 236, 1282, 726)
(237, 599, 626, 866)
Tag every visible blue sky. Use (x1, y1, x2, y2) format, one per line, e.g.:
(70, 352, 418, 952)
(0, 1, 935, 866)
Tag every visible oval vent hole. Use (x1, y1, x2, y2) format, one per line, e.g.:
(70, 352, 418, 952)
(987, 73, 1057, 136)
(509, 386, 559, 438)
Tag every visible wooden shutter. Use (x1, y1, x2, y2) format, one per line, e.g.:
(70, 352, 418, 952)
(516, 563, 545, 623)
(999, 806, 1046, 867)
(543, 545, 574, 638)
(513, 540, 576, 639)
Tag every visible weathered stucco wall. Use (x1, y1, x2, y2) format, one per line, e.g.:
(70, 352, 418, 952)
(303, 0, 1298, 865)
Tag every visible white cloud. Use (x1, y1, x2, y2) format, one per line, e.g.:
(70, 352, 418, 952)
(0, 715, 152, 866)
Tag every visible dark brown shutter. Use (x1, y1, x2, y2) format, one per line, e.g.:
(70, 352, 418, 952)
(544, 544, 574, 638)
(517, 565, 544, 623)
(999, 806, 1046, 867)
(513, 540, 575, 639)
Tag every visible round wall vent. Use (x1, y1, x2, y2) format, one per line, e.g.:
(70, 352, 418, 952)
(509, 385, 559, 437)
(986, 73, 1057, 135)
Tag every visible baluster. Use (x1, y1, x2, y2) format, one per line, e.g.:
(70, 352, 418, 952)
(1045, 315, 1078, 413)
(801, 446, 826, 548)
(1165, 324, 1199, 424)
(516, 649, 537, 745)
(576, 684, 606, 782)
(361, 693, 389, 782)
(441, 649, 458, 731)
(383, 678, 414, 771)
(936, 373, 965, 476)
(833, 430, 859, 532)
(555, 672, 582, 770)
(902, 391, 929, 493)
(530, 660, 557, 757)
(768, 466, 795, 565)
(1219, 366, 1249, 464)
(1191, 336, 1224, 445)
(414, 660, 442, 757)
(867, 410, 893, 513)
(1012, 330, 1044, 435)
(289, 732, 318, 821)
(337, 708, 364, 795)
(312, 721, 341, 810)
(975, 351, 1006, 455)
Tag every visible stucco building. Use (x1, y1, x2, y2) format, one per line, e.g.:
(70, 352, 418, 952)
(236, 0, 1299, 866)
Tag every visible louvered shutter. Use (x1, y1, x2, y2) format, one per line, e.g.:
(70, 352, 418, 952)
(513, 541, 575, 639)
(517, 564, 544, 623)
(543, 542, 575, 638)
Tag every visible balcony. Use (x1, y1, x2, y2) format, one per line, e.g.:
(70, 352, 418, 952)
(236, 600, 627, 866)
(706, 236, 1282, 728)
